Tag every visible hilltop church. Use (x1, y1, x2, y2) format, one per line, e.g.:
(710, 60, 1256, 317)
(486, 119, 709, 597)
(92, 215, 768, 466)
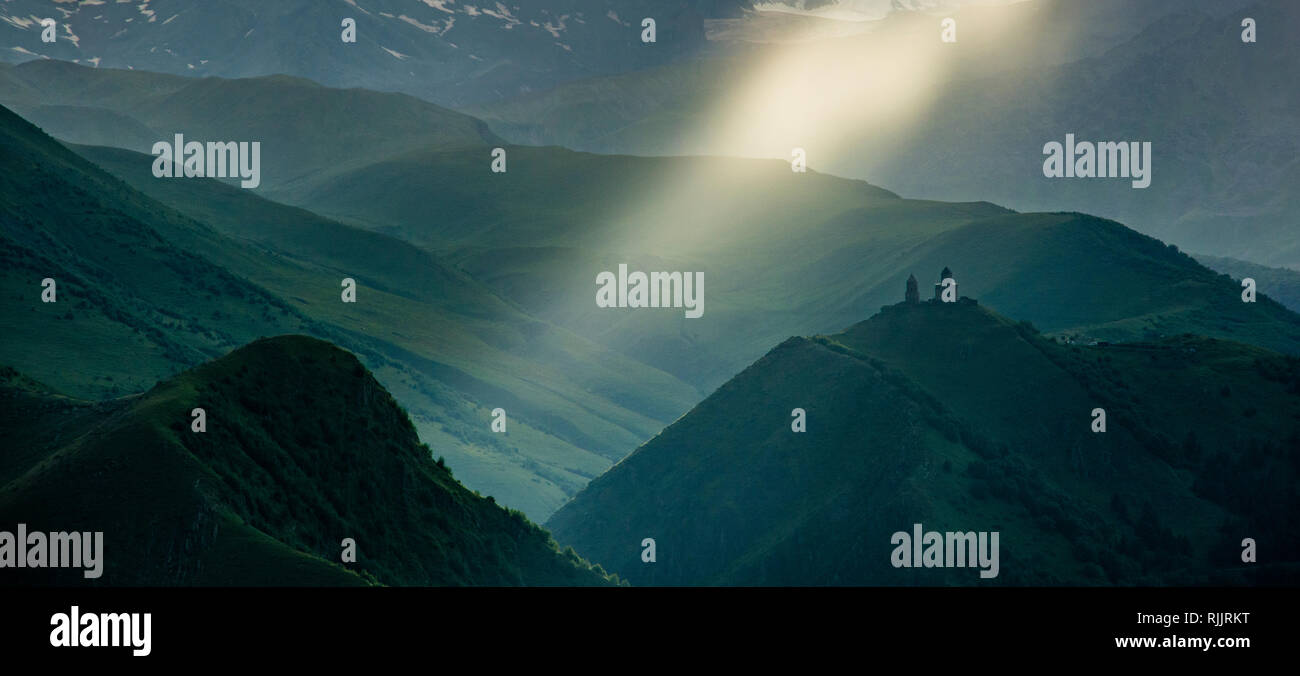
(905, 267, 957, 303)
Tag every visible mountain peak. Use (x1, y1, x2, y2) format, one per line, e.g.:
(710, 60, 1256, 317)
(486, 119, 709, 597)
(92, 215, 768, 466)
(0, 337, 616, 586)
(550, 292, 1300, 585)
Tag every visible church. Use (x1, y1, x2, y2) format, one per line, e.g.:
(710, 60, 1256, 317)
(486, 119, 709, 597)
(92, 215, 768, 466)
(905, 267, 957, 303)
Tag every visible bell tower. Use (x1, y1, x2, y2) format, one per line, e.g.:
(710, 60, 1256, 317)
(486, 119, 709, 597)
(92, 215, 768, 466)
(933, 267, 956, 301)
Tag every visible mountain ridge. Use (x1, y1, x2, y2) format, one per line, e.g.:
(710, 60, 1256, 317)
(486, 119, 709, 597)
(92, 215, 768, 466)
(548, 298, 1300, 585)
(0, 102, 698, 520)
(0, 335, 618, 586)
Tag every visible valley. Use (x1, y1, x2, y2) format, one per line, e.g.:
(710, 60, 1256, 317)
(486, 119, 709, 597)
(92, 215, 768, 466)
(0, 0, 1296, 591)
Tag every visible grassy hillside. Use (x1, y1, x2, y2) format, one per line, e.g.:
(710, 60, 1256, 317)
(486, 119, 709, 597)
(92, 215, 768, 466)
(893, 213, 1300, 355)
(277, 143, 1300, 392)
(0, 336, 615, 586)
(1, 103, 159, 152)
(12, 60, 1292, 397)
(548, 299, 1300, 585)
(272, 144, 901, 250)
(0, 103, 311, 398)
(1, 104, 699, 520)
(0, 59, 501, 189)
(70, 141, 703, 519)
(1196, 254, 1300, 314)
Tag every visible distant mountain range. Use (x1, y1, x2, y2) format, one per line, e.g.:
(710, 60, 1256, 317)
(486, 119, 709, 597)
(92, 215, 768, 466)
(470, 0, 1295, 268)
(0, 0, 722, 106)
(0, 59, 501, 191)
(548, 299, 1300, 585)
(2, 0, 1295, 591)
(5, 56, 1299, 522)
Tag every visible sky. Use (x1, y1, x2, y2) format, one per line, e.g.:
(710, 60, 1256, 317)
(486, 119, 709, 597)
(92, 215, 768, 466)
(752, 0, 1031, 22)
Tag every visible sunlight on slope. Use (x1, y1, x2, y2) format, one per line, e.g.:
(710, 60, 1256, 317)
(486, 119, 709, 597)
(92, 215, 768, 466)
(611, 4, 1051, 252)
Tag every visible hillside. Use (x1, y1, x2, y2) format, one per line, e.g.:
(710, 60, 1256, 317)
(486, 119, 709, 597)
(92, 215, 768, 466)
(70, 141, 704, 515)
(0, 336, 614, 586)
(471, 0, 1298, 268)
(1196, 254, 1300, 314)
(11, 57, 1295, 397)
(276, 142, 1300, 391)
(894, 213, 1300, 355)
(6, 51, 1299, 522)
(0, 103, 700, 520)
(0, 59, 501, 190)
(0, 102, 311, 398)
(547, 298, 1300, 585)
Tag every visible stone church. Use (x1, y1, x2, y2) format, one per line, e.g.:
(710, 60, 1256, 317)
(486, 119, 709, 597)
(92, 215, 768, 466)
(904, 268, 957, 303)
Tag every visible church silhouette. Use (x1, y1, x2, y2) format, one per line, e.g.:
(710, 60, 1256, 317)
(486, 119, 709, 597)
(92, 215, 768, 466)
(905, 268, 957, 303)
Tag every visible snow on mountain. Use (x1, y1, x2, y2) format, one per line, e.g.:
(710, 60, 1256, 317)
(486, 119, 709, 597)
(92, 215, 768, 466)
(0, 0, 715, 105)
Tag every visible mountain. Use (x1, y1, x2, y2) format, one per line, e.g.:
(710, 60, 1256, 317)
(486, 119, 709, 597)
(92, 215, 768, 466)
(1196, 254, 1300, 315)
(471, 0, 1261, 152)
(0, 102, 159, 152)
(547, 298, 1300, 585)
(69, 140, 703, 519)
(858, 0, 1300, 268)
(14, 60, 1296, 392)
(274, 143, 1300, 392)
(0, 59, 501, 190)
(7, 53, 1298, 521)
(0, 102, 700, 521)
(0, 336, 615, 586)
(470, 0, 1294, 268)
(0, 0, 718, 106)
(0, 102, 311, 398)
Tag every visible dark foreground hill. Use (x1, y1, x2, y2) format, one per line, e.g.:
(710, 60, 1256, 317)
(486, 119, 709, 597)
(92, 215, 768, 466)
(547, 299, 1300, 585)
(0, 336, 615, 586)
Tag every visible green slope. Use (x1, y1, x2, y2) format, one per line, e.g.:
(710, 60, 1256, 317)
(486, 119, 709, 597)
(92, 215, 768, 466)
(1, 103, 698, 520)
(1, 103, 159, 152)
(0, 103, 311, 398)
(271, 144, 901, 250)
(547, 299, 1300, 585)
(0, 336, 615, 586)
(277, 143, 1300, 393)
(69, 141, 703, 519)
(885, 213, 1300, 355)
(0, 59, 501, 189)
(1196, 254, 1300, 314)
(15, 60, 1292, 400)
